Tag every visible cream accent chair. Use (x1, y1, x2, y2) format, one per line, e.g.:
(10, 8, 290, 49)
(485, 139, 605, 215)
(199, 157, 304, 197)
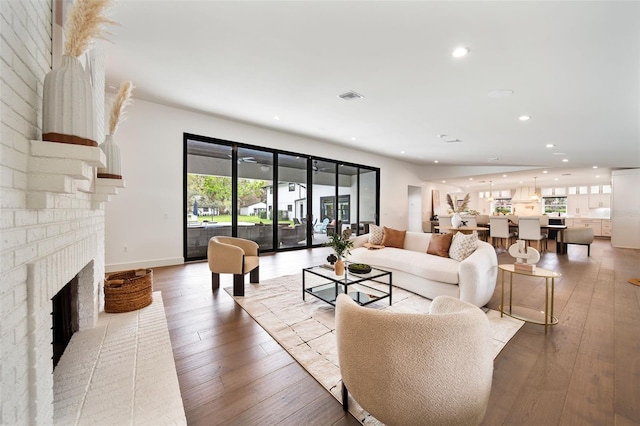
(336, 294, 493, 426)
(562, 227, 595, 256)
(208, 236, 259, 296)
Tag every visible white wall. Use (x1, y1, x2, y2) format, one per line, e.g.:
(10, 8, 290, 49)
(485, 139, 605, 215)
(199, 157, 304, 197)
(105, 98, 424, 271)
(611, 168, 640, 249)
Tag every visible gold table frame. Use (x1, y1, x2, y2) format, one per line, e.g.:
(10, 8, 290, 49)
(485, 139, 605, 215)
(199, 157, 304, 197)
(499, 264, 561, 332)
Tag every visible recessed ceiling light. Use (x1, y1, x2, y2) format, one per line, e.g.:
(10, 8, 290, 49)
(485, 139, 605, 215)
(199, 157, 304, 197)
(543, 170, 548, 173)
(273, 116, 280, 120)
(350, 137, 356, 141)
(502, 174, 507, 178)
(519, 115, 531, 121)
(452, 47, 469, 58)
(488, 89, 514, 98)
(592, 165, 598, 169)
(442, 180, 446, 183)
(562, 159, 569, 162)
(554, 178, 559, 181)
(400, 151, 405, 154)
(434, 160, 439, 163)
(468, 177, 473, 181)
(596, 175, 600, 178)
(545, 144, 554, 148)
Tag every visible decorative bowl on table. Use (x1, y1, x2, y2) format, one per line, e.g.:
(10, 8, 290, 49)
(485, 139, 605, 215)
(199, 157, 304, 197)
(348, 263, 372, 274)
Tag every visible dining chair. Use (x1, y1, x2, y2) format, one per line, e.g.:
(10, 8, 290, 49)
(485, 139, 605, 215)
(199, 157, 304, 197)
(518, 217, 547, 252)
(489, 216, 516, 249)
(461, 215, 477, 227)
(438, 215, 452, 233)
(538, 215, 550, 241)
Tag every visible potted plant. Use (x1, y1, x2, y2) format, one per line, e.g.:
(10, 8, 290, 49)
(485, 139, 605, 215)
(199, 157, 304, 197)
(324, 230, 353, 275)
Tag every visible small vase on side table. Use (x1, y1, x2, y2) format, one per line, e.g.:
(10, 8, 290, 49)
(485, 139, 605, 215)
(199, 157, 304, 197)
(335, 258, 345, 276)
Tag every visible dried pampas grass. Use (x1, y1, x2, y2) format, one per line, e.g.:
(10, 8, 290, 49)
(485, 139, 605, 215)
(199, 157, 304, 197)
(447, 193, 470, 213)
(64, 0, 116, 58)
(109, 81, 135, 136)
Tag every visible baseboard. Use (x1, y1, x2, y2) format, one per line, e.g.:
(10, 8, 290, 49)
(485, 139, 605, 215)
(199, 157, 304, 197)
(105, 257, 184, 273)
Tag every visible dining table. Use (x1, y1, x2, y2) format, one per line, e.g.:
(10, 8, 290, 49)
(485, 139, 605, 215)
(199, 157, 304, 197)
(435, 223, 568, 254)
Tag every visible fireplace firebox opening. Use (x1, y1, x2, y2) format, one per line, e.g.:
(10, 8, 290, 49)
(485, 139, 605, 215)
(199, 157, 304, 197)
(52, 275, 79, 368)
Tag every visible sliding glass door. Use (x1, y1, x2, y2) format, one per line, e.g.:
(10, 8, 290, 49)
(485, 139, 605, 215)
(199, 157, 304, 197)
(184, 133, 379, 261)
(236, 147, 274, 250)
(277, 154, 308, 249)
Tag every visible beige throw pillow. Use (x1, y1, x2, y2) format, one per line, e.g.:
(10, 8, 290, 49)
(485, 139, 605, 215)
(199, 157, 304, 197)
(368, 224, 384, 245)
(427, 233, 453, 258)
(382, 227, 406, 249)
(449, 232, 478, 261)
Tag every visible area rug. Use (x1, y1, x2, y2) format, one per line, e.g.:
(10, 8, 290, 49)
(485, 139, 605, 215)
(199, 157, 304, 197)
(226, 275, 524, 425)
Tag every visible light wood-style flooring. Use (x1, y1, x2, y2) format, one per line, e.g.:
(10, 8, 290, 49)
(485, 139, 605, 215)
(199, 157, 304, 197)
(152, 239, 640, 425)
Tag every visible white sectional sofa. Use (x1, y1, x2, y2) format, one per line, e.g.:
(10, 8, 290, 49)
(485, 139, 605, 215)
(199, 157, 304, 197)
(348, 231, 498, 307)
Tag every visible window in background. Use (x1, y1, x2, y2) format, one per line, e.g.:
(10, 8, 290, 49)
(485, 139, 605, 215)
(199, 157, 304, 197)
(543, 197, 567, 215)
(493, 198, 512, 215)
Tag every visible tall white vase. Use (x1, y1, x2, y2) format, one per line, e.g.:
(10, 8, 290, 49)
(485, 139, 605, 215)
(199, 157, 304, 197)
(97, 135, 122, 179)
(42, 55, 96, 146)
(451, 212, 462, 228)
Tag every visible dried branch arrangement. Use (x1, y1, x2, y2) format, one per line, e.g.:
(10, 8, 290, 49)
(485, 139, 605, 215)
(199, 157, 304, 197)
(447, 193, 470, 212)
(64, 0, 115, 58)
(109, 81, 135, 136)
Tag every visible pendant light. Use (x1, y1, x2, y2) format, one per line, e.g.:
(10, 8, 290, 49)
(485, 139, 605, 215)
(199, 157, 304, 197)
(487, 180, 495, 202)
(531, 177, 541, 201)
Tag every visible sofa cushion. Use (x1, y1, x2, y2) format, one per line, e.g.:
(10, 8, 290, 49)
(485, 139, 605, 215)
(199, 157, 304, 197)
(449, 232, 478, 261)
(427, 233, 453, 258)
(403, 232, 432, 252)
(368, 224, 384, 245)
(349, 247, 460, 284)
(382, 227, 406, 248)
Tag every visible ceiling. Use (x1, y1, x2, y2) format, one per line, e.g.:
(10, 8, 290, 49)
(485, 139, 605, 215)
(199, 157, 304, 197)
(104, 1, 639, 190)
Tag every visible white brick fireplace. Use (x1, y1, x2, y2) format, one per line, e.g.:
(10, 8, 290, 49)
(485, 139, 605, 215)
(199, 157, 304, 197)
(1, 2, 123, 424)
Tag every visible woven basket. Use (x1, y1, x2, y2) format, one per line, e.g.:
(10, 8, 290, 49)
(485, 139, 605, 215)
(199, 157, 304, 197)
(104, 269, 153, 313)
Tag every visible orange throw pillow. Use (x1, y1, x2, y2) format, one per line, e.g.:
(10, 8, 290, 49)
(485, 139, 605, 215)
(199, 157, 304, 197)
(382, 227, 406, 249)
(427, 233, 453, 258)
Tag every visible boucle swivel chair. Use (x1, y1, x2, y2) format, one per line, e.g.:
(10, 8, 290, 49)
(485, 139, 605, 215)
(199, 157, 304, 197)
(208, 236, 259, 296)
(336, 294, 493, 426)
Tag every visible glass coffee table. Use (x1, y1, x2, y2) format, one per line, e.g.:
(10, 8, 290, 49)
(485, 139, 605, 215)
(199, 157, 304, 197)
(302, 263, 392, 306)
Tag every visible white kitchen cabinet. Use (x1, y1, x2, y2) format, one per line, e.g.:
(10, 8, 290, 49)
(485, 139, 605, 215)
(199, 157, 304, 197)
(601, 220, 611, 237)
(588, 193, 611, 208)
(573, 218, 603, 236)
(567, 194, 590, 216)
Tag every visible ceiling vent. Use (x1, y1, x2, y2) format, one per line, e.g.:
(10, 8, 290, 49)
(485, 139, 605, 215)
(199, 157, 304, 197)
(338, 91, 364, 100)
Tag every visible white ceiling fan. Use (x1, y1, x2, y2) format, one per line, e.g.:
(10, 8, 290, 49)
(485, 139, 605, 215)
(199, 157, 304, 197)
(228, 154, 257, 163)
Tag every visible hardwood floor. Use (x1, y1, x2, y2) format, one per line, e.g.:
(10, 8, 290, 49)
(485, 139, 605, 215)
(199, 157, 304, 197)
(152, 239, 640, 425)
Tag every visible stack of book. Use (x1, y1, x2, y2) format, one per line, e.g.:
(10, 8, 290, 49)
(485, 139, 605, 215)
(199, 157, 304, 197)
(514, 262, 536, 272)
